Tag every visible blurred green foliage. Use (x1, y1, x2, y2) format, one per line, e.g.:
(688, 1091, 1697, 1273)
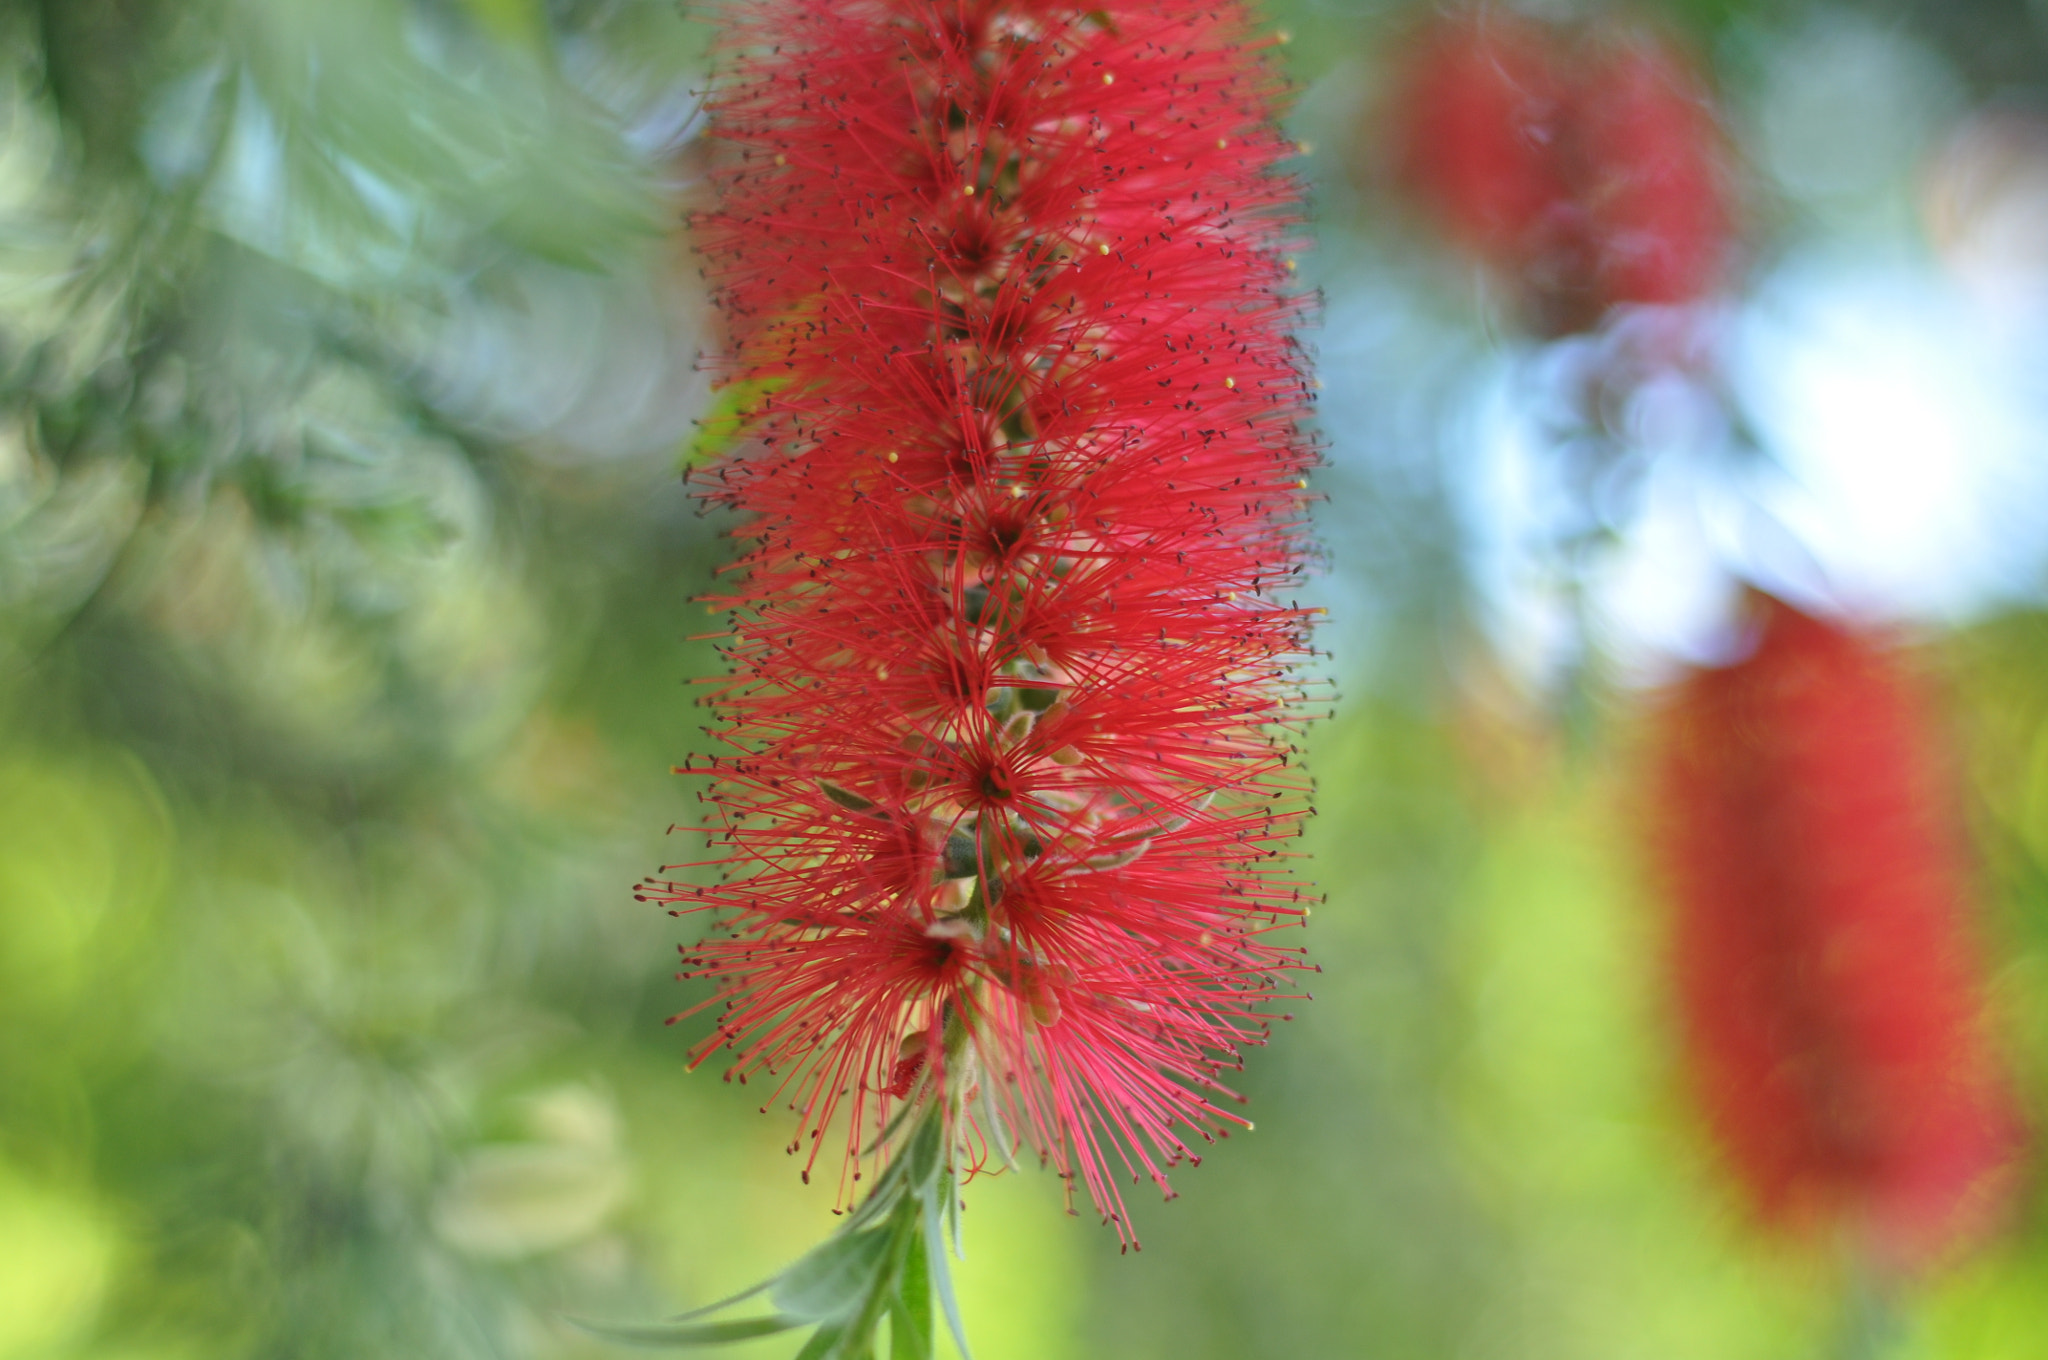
(3, 1, 2048, 1358)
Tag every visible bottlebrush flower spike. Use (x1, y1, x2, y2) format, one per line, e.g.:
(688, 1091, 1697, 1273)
(1388, 6, 1732, 332)
(1388, 5, 1566, 267)
(1569, 33, 1731, 312)
(646, 0, 1319, 1251)
(1651, 593, 2022, 1275)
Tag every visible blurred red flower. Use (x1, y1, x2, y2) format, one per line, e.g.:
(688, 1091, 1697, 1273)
(1652, 593, 2022, 1273)
(1390, 6, 1568, 267)
(1390, 6, 1733, 331)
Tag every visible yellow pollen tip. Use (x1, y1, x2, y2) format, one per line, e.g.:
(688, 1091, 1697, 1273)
(1284, 258, 1298, 272)
(1008, 484, 1025, 498)
(1217, 138, 1229, 149)
(885, 451, 899, 463)
(1098, 242, 1111, 255)
(963, 184, 975, 196)
(1223, 376, 1236, 389)
(1102, 71, 1115, 85)
(1276, 28, 1292, 43)
(1297, 141, 1314, 156)
(774, 154, 787, 166)
(1295, 478, 1310, 489)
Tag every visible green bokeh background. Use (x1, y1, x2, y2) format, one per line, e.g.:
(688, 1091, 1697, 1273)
(4, 1, 2048, 1356)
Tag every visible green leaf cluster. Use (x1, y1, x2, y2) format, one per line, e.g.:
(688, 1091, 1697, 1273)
(574, 1113, 973, 1360)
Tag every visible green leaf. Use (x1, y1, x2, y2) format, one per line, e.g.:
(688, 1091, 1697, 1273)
(661, 1278, 776, 1324)
(773, 1225, 898, 1321)
(889, 1222, 935, 1360)
(922, 1183, 973, 1360)
(682, 376, 789, 469)
(793, 1324, 849, 1360)
(943, 1161, 964, 1258)
(563, 1315, 807, 1347)
(834, 1221, 910, 1360)
(905, 1110, 944, 1192)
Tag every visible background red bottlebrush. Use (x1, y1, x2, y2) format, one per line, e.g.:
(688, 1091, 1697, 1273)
(643, 0, 1319, 1243)
(1652, 593, 2022, 1274)
(1388, 5, 1733, 332)
(1388, 6, 1567, 269)
(1570, 34, 1732, 312)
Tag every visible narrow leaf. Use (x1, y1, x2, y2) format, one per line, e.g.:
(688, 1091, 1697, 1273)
(945, 1171, 964, 1262)
(922, 1187, 972, 1360)
(890, 1219, 935, 1360)
(774, 1225, 897, 1321)
(889, 1301, 931, 1360)
(793, 1323, 849, 1360)
(661, 1277, 776, 1324)
(564, 1314, 806, 1347)
(905, 1109, 943, 1191)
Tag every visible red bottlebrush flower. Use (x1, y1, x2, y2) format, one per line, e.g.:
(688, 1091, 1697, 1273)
(1652, 593, 2022, 1274)
(1389, 6, 1568, 266)
(645, 0, 1318, 1243)
(1389, 7, 1732, 331)
(1570, 34, 1732, 310)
